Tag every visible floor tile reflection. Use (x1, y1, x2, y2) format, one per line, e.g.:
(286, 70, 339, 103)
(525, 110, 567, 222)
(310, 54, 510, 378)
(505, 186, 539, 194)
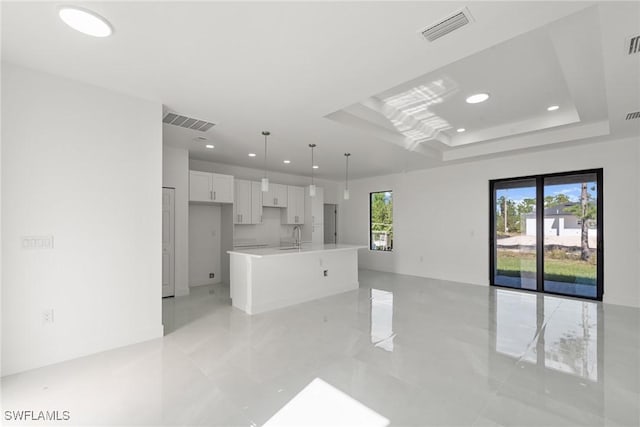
(1, 270, 638, 426)
(370, 288, 395, 351)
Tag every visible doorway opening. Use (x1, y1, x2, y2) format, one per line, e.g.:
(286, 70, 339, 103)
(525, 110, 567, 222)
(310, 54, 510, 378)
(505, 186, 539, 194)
(324, 204, 337, 244)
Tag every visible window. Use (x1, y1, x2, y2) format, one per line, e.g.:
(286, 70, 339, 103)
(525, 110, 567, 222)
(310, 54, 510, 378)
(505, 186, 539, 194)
(490, 169, 603, 300)
(370, 191, 393, 251)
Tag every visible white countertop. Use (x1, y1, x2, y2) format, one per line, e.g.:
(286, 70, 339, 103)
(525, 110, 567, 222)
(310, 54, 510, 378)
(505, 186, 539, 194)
(228, 243, 366, 258)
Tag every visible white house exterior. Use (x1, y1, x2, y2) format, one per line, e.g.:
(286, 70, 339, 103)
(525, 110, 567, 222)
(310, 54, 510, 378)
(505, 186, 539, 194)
(525, 204, 598, 238)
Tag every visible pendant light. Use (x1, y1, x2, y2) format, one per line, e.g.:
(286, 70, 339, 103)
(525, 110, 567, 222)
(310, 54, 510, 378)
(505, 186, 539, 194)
(261, 131, 270, 192)
(344, 153, 351, 200)
(309, 144, 316, 197)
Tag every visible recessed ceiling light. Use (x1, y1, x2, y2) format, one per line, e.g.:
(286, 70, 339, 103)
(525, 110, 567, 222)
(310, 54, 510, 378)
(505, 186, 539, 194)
(194, 136, 208, 142)
(58, 6, 113, 38)
(283, 160, 291, 164)
(313, 165, 319, 169)
(465, 93, 490, 104)
(547, 105, 560, 111)
(205, 144, 214, 149)
(248, 153, 256, 157)
(457, 128, 466, 133)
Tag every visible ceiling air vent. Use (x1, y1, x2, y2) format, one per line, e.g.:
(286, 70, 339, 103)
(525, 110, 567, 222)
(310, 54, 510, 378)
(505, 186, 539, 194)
(420, 8, 473, 42)
(163, 112, 215, 132)
(628, 35, 640, 55)
(625, 111, 640, 120)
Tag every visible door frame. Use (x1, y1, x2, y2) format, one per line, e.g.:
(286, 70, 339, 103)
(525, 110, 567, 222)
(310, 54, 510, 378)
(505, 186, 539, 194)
(489, 168, 603, 301)
(162, 187, 176, 298)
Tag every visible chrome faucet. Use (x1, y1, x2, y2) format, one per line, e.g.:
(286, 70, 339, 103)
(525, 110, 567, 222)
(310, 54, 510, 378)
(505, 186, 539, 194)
(293, 225, 302, 248)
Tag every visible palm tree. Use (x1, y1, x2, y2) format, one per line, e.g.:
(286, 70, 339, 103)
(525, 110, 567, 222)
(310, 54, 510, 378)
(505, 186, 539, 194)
(565, 183, 596, 261)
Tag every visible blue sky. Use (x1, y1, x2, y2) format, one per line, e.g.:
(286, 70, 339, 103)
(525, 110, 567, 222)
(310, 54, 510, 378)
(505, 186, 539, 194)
(496, 182, 597, 205)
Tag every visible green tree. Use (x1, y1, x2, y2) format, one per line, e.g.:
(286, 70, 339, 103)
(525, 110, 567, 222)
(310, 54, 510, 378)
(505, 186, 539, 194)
(564, 184, 597, 261)
(506, 199, 519, 233)
(371, 192, 393, 248)
(545, 193, 571, 208)
(497, 196, 521, 233)
(509, 198, 536, 233)
(496, 196, 506, 233)
(517, 198, 536, 215)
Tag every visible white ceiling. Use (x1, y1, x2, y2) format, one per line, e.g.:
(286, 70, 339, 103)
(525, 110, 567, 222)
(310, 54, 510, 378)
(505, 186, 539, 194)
(2, 1, 639, 180)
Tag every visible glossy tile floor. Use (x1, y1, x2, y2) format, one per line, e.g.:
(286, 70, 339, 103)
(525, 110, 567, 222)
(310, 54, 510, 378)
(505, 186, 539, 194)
(2, 270, 639, 426)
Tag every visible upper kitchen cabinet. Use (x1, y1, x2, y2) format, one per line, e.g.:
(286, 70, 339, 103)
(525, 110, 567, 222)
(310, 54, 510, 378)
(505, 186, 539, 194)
(282, 185, 305, 224)
(234, 179, 252, 224)
(262, 183, 288, 208)
(189, 171, 234, 203)
(234, 180, 263, 225)
(189, 171, 213, 202)
(251, 181, 263, 224)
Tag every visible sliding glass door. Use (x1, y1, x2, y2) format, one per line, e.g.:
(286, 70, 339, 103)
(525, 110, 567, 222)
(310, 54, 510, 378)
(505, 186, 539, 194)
(490, 169, 603, 300)
(491, 179, 537, 290)
(543, 173, 600, 298)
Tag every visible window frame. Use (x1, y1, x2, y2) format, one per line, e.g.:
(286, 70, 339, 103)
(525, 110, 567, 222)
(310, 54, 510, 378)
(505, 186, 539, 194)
(369, 190, 394, 252)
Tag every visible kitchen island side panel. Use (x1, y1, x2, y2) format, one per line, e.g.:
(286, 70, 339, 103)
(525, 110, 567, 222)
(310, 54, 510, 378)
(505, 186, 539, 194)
(248, 249, 359, 314)
(230, 253, 252, 313)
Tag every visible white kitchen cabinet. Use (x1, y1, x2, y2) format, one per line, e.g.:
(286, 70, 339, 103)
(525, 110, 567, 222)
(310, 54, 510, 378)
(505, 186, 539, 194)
(282, 185, 305, 224)
(189, 171, 234, 203)
(262, 183, 288, 207)
(262, 185, 276, 207)
(189, 171, 213, 202)
(251, 181, 263, 224)
(211, 173, 234, 203)
(234, 179, 252, 224)
(235, 180, 263, 225)
(303, 186, 324, 243)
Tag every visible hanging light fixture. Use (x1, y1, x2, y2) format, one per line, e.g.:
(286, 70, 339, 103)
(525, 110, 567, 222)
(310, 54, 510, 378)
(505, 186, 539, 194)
(344, 153, 351, 200)
(309, 144, 317, 197)
(261, 131, 270, 192)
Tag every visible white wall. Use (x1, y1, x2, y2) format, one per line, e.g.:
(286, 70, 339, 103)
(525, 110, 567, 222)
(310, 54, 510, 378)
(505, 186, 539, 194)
(1, 63, 164, 375)
(189, 204, 221, 286)
(162, 146, 189, 296)
(338, 137, 640, 308)
(0, 20, 3, 375)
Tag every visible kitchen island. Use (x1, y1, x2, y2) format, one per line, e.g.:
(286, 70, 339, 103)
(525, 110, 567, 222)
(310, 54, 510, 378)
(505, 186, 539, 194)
(228, 244, 365, 315)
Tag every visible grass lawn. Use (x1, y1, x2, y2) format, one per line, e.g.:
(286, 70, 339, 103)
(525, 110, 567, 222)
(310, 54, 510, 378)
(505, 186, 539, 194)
(497, 251, 596, 286)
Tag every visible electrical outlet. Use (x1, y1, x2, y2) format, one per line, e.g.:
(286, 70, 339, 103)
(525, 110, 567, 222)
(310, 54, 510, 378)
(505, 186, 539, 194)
(323, 270, 328, 277)
(43, 309, 54, 324)
(209, 273, 215, 279)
